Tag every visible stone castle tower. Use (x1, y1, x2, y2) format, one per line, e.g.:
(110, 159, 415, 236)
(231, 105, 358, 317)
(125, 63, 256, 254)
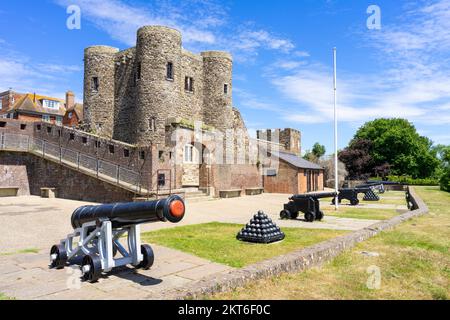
(84, 25, 234, 146)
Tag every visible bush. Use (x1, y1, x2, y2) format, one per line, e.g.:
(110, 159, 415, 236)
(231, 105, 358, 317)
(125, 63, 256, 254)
(440, 170, 450, 192)
(373, 175, 440, 186)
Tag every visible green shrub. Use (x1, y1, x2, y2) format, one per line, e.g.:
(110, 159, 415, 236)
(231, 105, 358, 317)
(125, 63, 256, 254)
(372, 175, 440, 186)
(440, 170, 450, 192)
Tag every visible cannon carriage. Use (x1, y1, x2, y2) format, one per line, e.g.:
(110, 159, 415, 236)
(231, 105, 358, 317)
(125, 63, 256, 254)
(49, 195, 185, 283)
(280, 192, 337, 222)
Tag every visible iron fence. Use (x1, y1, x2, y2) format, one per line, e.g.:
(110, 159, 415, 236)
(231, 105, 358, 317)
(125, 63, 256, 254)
(0, 132, 142, 192)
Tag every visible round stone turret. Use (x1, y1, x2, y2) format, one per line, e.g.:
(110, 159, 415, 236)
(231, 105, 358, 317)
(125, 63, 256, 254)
(83, 45, 119, 138)
(133, 26, 182, 145)
(201, 51, 233, 132)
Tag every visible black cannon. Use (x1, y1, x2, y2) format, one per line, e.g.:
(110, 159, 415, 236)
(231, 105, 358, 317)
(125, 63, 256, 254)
(332, 187, 379, 206)
(356, 182, 385, 194)
(50, 195, 185, 283)
(280, 192, 337, 222)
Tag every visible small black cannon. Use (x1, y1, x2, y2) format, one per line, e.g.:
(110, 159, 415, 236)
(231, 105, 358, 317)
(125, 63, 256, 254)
(356, 182, 385, 194)
(50, 195, 185, 283)
(280, 192, 337, 222)
(332, 187, 379, 206)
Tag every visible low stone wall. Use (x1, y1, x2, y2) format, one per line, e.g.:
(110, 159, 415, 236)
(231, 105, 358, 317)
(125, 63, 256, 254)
(154, 187, 428, 300)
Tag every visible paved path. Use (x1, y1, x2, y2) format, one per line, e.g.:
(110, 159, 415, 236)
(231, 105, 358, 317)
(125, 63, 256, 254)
(0, 245, 231, 300)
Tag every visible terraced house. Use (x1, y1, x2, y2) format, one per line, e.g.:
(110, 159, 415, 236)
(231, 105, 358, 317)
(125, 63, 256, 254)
(0, 89, 82, 126)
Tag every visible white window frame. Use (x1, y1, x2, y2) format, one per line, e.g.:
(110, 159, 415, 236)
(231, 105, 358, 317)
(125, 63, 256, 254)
(0, 98, 3, 110)
(184, 144, 194, 163)
(42, 115, 51, 123)
(56, 116, 62, 125)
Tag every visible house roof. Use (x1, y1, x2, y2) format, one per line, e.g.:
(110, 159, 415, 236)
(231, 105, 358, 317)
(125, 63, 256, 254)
(273, 151, 323, 170)
(66, 103, 84, 121)
(5, 93, 66, 116)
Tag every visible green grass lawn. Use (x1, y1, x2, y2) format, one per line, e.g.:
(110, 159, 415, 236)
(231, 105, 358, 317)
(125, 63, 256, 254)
(323, 207, 400, 220)
(142, 223, 348, 268)
(212, 187, 450, 300)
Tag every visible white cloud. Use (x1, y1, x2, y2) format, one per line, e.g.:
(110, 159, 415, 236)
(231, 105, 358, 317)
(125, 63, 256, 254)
(0, 53, 82, 99)
(54, 0, 294, 61)
(251, 0, 450, 126)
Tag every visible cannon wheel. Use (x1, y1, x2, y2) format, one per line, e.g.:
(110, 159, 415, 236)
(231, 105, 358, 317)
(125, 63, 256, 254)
(82, 254, 102, 283)
(350, 198, 360, 206)
(280, 210, 291, 220)
(50, 244, 67, 269)
(137, 244, 154, 270)
(316, 210, 324, 221)
(304, 211, 315, 222)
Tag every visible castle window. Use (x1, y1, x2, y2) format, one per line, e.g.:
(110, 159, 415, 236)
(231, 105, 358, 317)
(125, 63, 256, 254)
(185, 77, 194, 92)
(123, 149, 130, 158)
(136, 63, 141, 81)
(95, 141, 101, 148)
(158, 173, 166, 187)
(108, 145, 115, 154)
(36, 124, 41, 131)
(91, 77, 99, 92)
(139, 151, 145, 160)
(166, 62, 174, 80)
(149, 117, 156, 132)
(20, 124, 26, 130)
(0, 121, 6, 128)
(69, 133, 75, 140)
(159, 151, 164, 160)
(82, 136, 88, 144)
(224, 84, 229, 94)
(47, 127, 52, 134)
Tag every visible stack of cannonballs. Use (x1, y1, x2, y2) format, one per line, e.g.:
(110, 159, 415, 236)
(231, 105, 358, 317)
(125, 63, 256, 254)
(237, 210, 285, 244)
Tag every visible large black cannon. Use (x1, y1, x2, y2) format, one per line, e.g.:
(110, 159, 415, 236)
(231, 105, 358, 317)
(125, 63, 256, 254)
(332, 187, 379, 206)
(50, 195, 185, 283)
(280, 192, 337, 222)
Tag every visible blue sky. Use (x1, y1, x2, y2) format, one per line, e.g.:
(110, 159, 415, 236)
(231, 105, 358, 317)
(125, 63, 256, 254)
(1, 0, 450, 153)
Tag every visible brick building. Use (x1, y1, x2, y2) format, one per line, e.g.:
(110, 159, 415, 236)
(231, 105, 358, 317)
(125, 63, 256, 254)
(257, 129, 325, 194)
(0, 89, 83, 126)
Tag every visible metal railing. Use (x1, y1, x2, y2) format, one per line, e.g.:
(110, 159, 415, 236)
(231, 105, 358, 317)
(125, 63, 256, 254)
(0, 132, 143, 194)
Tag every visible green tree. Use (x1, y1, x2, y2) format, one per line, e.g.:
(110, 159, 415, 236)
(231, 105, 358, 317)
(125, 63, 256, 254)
(351, 118, 439, 179)
(303, 142, 326, 162)
(312, 143, 326, 158)
(439, 147, 450, 192)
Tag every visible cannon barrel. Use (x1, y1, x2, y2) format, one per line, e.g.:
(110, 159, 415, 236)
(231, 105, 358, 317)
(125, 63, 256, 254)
(71, 195, 185, 229)
(290, 192, 337, 200)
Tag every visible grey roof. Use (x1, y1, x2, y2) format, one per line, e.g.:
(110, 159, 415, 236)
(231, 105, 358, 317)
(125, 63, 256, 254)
(273, 151, 323, 170)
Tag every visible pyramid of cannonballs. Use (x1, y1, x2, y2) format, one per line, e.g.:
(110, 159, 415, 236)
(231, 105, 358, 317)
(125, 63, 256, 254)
(237, 210, 285, 244)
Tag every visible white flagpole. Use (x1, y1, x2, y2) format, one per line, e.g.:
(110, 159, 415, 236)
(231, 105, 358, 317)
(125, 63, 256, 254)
(333, 47, 339, 210)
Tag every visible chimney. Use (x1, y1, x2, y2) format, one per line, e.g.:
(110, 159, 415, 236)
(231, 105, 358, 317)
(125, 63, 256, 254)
(66, 91, 75, 109)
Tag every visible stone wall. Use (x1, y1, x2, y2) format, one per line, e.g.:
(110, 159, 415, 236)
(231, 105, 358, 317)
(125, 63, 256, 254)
(0, 151, 135, 203)
(0, 152, 30, 196)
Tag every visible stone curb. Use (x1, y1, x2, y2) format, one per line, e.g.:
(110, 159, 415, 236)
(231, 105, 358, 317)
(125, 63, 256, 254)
(148, 187, 429, 300)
